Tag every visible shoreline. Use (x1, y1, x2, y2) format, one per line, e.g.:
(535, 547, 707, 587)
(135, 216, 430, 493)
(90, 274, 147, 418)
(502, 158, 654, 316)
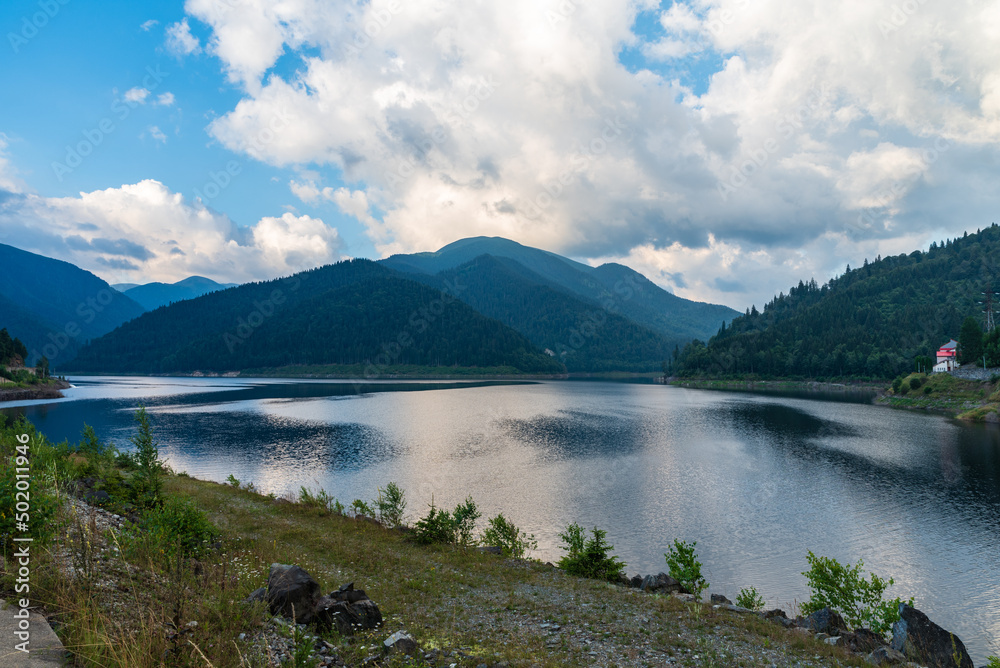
(0, 378, 71, 403)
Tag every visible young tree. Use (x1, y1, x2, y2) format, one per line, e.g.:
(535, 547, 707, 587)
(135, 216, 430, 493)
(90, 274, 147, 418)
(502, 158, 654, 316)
(130, 405, 163, 507)
(959, 316, 984, 365)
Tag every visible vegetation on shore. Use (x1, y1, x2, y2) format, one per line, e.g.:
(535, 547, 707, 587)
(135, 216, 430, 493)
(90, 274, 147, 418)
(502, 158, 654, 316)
(880, 372, 1000, 421)
(1, 412, 959, 667)
(671, 224, 1000, 380)
(0, 327, 70, 400)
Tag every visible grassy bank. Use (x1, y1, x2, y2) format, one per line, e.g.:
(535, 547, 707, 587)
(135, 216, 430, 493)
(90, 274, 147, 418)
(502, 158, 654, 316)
(0, 415, 964, 668)
(878, 372, 1000, 421)
(666, 378, 883, 395)
(0, 376, 70, 402)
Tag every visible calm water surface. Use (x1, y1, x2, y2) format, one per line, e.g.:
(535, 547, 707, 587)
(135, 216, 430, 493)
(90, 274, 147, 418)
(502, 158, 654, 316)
(4, 377, 999, 664)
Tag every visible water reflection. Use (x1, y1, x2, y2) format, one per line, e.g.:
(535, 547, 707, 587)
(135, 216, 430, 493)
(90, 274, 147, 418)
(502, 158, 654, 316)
(2, 378, 999, 663)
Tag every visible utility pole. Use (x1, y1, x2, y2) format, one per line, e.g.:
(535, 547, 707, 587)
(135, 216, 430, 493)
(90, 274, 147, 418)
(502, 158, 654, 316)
(981, 288, 996, 332)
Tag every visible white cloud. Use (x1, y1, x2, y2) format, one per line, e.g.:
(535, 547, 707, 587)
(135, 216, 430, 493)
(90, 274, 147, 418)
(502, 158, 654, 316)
(124, 87, 150, 104)
(140, 19, 159, 32)
(166, 18, 201, 56)
(0, 134, 26, 194)
(147, 126, 168, 144)
(178, 0, 1000, 306)
(156, 92, 175, 106)
(0, 180, 345, 284)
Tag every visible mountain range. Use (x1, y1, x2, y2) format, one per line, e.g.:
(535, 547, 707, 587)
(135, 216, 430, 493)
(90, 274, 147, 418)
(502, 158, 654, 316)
(2, 237, 738, 374)
(112, 276, 237, 311)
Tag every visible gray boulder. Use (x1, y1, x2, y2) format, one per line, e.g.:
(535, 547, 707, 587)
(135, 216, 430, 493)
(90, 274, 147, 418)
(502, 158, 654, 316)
(639, 573, 685, 594)
(384, 631, 418, 655)
(266, 564, 321, 623)
(890, 604, 974, 668)
(866, 646, 907, 665)
(841, 628, 886, 654)
(710, 593, 732, 605)
(315, 586, 383, 635)
(797, 607, 848, 634)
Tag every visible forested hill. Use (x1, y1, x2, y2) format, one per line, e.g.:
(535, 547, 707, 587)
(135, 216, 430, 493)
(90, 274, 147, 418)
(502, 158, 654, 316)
(69, 259, 564, 375)
(675, 224, 1000, 379)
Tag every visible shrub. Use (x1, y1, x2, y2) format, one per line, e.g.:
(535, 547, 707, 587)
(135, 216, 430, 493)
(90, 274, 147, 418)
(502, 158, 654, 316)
(736, 586, 765, 611)
(985, 656, 999, 668)
(133, 496, 218, 559)
(375, 482, 407, 528)
(413, 500, 455, 545)
(451, 496, 480, 546)
(891, 377, 903, 393)
(481, 513, 537, 558)
(909, 376, 922, 390)
(557, 523, 626, 582)
(923, 385, 933, 394)
(802, 551, 911, 635)
(665, 539, 708, 598)
(226, 474, 241, 489)
(129, 406, 163, 508)
(350, 499, 374, 518)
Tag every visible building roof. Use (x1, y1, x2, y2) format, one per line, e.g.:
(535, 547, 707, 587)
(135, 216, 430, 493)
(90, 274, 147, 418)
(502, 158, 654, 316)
(938, 339, 958, 350)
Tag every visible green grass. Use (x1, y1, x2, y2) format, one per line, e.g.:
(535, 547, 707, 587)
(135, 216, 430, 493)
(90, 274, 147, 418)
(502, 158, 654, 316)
(881, 373, 1000, 421)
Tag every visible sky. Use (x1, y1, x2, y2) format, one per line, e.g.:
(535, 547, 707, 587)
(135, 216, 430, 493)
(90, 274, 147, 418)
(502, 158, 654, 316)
(1, 0, 999, 310)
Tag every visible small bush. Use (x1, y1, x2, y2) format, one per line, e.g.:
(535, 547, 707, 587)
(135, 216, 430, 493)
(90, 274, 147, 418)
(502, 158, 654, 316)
(736, 586, 765, 611)
(133, 496, 218, 559)
(375, 482, 406, 528)
(923, 385, 933, 394)
(226, 474, 241, 488)
(481, 513, 537, 558)
(985, 656, 999, 668)
(413, 500, 454, 545)
(129, 406, 163, 509)
(451, 496, 480, 546)
(891, 377, 903, 393)
(909, 376, 922, 390)
(898, 381, 910, 395)
(665, 539, 708, 598)
(557, 523, 626, 582)
(350, 499, 374, 518)
(802, 551, 911, 635)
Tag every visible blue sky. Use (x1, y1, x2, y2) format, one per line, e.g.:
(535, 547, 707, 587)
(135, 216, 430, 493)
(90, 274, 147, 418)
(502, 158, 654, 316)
(2, 0, 999, 309)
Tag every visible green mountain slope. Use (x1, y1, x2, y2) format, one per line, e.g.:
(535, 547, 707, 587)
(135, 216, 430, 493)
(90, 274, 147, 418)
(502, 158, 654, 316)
(381, 237, 737, 342)
(409, 254, 672, 371)
(118, 276, 238, 311)
(675, 224, 1000, 379)
(69, 259, 564, 375)
(0, 243, 146, 366)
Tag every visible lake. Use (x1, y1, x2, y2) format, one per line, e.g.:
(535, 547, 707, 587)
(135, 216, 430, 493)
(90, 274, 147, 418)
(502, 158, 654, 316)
(4, 376, 999, 664)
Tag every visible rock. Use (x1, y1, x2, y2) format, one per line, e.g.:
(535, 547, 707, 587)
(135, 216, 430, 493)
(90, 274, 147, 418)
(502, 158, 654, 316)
(866, 646, 907, 665)
(266, 564, 321, 623)
(672, 593, 696, 603)
(710, 594, 733, 605)
(841, 628, 887, 654)
(639, 573, 685, 594)
(83, 489, 111, 505)
(890, 604, 974, 668)
(718, 604, 754, 614)
(825, 636, 841, 646)
(477, 546, 503, 555)
(797, 607, 848, 635)
(246, 587, 266, 603)
(315, 596, 383, 636)
(383, 631, 417, 655)
(629, 575, 643, 589)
